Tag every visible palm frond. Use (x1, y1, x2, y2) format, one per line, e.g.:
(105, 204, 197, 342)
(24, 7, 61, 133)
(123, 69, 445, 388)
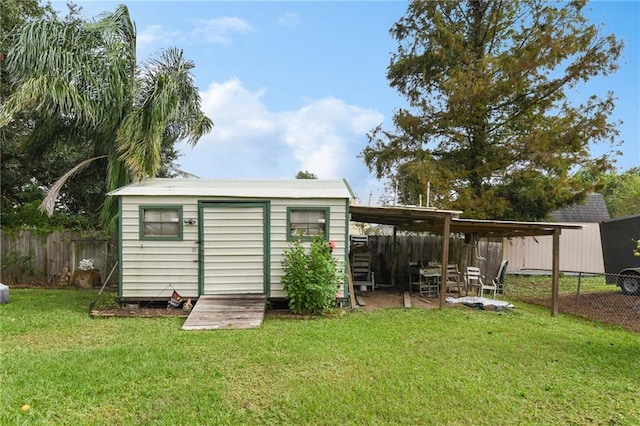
(5, 8, 136, 129)
(1, 75, 104, 128)
(5, 6, 210, 228)
(116, 108, 164, 181)
(117, 47, 213, 179)
(39, 155, 108, 216)
(100, 155, 131, 229)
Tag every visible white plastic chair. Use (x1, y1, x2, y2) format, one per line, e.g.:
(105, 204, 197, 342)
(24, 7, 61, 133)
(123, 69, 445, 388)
(466, 266, 497, 298)
(492, 260, 509, 295)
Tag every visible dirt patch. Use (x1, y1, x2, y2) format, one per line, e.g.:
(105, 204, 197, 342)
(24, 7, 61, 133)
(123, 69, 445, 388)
(90, 308, 189, 318)
(89, 290, 441, 318)
(523, 291, 640, 333)
(354, 290, 440, 311)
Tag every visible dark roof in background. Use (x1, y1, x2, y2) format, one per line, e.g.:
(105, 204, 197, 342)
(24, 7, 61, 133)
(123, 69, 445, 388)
(549, 193, 611, 223)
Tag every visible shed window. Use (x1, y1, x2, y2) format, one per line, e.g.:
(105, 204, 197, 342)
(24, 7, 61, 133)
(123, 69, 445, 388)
(140, 207, 182, 240)
(288, 208, 329, 240)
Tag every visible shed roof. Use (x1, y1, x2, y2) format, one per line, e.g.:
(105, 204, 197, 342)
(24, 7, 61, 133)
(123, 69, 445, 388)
(108, 178, 355, 199)
(549, 193, 611, 223)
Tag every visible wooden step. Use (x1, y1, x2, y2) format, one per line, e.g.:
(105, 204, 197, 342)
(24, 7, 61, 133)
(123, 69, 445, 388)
(182, 294, 266, 330)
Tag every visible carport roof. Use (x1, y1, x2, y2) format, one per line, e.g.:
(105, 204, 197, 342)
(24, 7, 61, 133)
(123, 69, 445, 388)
(349, 204, 581, 316)
(349, 204, 581, 238)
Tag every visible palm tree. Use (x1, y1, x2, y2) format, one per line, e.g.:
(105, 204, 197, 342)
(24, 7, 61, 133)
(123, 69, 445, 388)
(0, 5, 212, 227)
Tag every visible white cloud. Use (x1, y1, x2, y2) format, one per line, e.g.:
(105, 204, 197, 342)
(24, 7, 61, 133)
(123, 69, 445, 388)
(192, 17, 255, 45)
(199, 78, 275, 142)
(278, 97, 383, 179)
(178, 78, 287, 179)
(277, 13, 301, 28)
(137, 24, 184, 49)
(177, 78, 385, 197)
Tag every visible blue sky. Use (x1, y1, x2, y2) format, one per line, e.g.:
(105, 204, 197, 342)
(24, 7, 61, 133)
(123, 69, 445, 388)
(60, 1, 639, 204)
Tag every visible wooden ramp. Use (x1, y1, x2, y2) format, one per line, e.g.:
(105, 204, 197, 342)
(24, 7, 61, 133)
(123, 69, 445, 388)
(182, 294, 267, 330)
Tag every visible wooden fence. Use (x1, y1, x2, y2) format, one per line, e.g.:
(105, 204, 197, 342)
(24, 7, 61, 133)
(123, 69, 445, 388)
(0, 230, 118, 285)
(1, 230, 502, 291)
(364, 235, 504, 289)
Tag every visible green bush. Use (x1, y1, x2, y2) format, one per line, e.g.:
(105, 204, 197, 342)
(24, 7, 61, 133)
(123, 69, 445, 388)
(281, 234, 342, 315)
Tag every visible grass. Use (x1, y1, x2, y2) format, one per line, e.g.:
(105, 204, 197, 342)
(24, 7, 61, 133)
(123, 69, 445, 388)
(1, 289, 639, 425)
(506, 274, 614, 299)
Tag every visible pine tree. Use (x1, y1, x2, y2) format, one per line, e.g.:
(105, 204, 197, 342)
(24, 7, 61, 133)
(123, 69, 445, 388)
(363, 0, 622, 220)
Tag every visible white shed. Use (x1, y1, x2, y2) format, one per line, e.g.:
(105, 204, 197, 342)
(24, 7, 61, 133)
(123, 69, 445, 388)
(109, 178, 354, 302)
(503, 193, 610, 274)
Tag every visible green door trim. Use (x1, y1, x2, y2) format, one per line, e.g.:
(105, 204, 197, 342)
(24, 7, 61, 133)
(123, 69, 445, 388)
(198, 201, 270, 297)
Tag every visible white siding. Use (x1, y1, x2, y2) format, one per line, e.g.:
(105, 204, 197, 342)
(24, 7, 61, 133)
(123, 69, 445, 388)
(503, 223, 605, 274)
(119, 194, 349, 300)
(120, 196, 200, 299)
(269, 199, 348, 298)
(202, 205, 265, 294)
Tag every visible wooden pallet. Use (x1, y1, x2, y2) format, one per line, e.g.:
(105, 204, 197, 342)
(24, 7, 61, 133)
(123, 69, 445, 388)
(182, 294, 266, 330)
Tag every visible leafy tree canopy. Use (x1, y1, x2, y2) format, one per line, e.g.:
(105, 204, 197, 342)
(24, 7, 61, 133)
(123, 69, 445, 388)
(600, 168, 640, 218)
(1, 4, 212, 230)
(295, 170, 318, 179)
(363, 0, 622, 220)
(0, 0, 80, 230)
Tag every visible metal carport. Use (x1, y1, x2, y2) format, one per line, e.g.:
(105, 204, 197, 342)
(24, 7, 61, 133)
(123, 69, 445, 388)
(349, 205, 581, 315)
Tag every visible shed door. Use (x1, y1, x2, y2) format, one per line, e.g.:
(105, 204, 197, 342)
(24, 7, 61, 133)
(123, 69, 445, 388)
(200, 202, 268, 295)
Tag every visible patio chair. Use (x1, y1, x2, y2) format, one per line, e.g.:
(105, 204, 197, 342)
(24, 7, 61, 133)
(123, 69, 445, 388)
(445, 264, 463, 294)
(492, 260, 509, 295)
(351, 250, 375, 292)
(466, 266, 497, 298)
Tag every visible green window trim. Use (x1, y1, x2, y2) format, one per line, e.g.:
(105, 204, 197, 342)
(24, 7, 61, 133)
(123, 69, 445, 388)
(139, 205, 183, 241)
(286, 207, 330, 241)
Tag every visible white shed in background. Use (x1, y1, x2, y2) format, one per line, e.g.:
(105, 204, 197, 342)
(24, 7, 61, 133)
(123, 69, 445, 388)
(109, 178, 353, 302)
(504, 194, 610, 274)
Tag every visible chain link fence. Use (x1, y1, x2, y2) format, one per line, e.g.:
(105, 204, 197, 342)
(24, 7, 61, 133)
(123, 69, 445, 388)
(505, 272, 640, 332)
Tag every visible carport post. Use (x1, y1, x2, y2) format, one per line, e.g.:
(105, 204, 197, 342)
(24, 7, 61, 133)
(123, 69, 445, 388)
(439, 214, 451, 309)
(391, 226, 398, 288)
(470, 233, 478, 268)
(551, 228, 560, 316)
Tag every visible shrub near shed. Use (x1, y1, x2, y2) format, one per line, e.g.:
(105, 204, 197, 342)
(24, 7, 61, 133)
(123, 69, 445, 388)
(281, 234, 342, 315)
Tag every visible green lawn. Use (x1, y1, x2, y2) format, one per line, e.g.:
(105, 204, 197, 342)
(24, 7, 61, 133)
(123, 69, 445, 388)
(1, 289, 639, 425)
(506, 274, 614, 299)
